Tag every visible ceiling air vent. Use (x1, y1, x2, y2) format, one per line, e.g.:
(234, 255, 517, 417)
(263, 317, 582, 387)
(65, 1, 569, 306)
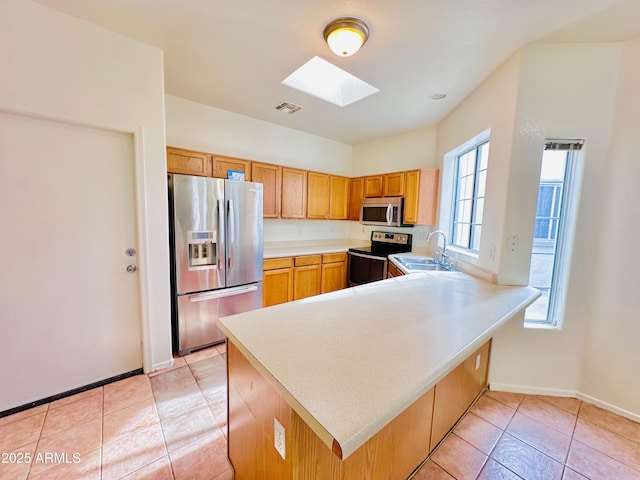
(274, 101, 303, 114)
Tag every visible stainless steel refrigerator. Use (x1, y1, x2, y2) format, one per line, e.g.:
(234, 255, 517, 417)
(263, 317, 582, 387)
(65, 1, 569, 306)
(168, 174, 263, 355)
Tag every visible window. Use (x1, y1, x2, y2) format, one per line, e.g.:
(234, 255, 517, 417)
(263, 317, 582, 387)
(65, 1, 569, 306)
(525, 140, 583, 327)
(451, 140, 489, 252)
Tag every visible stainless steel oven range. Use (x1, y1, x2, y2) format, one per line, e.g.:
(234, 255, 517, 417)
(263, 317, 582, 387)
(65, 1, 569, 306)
(347, 231, 412, 286)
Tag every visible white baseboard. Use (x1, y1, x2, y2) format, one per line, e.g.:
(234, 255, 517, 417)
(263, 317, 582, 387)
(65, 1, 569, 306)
(489, 382, 578, 398)
(151, 358, 175, 372)
(489, 382, 640, 424)
(576, 392, 640, 424)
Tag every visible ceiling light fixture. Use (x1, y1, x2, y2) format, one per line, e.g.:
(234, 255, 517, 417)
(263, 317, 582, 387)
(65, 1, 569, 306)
(323, 17, 369, 57)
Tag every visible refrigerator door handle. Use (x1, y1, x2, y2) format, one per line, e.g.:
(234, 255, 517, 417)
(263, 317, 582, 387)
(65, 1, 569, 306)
(217, 199, 224, 270)
(189, 285, 258, 302)
(227, 199, 235, 270)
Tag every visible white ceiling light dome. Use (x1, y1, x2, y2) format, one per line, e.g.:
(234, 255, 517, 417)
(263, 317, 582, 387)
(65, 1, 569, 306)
(323, 17, 369, 57)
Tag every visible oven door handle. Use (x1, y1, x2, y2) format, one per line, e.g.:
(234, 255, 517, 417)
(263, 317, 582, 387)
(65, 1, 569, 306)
(348, 251, 388, 261)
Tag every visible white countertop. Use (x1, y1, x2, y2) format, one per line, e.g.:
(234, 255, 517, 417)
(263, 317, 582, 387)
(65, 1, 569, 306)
(218, 272, 540, 459)
(264, 238, 369, 258)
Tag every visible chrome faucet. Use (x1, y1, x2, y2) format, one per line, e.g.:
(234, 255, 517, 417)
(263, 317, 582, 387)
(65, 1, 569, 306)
(427, 230, 451, 268)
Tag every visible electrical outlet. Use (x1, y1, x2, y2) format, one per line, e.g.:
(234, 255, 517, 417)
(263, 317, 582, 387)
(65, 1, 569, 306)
(488, 244, 496, 261)
(475, 353, 481, 370)
(274, 417, 286, 460)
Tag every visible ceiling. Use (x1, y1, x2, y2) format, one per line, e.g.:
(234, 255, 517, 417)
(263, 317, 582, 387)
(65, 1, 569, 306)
(34, 0, 640, 145)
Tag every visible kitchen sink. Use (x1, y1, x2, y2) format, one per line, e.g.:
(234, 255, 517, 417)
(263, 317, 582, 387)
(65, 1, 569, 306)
(392, 255, 456, 272)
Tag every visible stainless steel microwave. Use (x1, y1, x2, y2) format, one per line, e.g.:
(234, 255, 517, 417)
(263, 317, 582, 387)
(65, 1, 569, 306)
(360, 197, 409, 227)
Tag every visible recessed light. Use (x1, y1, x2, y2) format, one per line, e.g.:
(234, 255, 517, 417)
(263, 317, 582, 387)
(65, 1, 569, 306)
(429, 93, 447, 100)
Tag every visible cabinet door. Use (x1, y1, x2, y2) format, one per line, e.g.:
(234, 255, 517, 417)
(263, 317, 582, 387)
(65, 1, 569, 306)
(404, 169, 439, 225)
(329, 175, 350, 220)
(349, 177, 364, 220)
(387, 262, 404, 278)
(307, 172, 330, 219)
(263, 267, 293, 307)
(383, 172, 405, 197)
(403, 170, 420, 224)
(430, 340, 491, 450)
(281, 168, 307, 219)
(293, 264, 321, 300)
(321, 262, 346, 293)
(252, 162, 281, 218)
(167, 147, 211, 177)
(363, 175, 383, 197)
(211, 155, 252, 181)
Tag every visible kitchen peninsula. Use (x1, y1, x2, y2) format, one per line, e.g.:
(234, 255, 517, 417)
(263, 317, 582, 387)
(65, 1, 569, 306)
(217, 271, 539, 479)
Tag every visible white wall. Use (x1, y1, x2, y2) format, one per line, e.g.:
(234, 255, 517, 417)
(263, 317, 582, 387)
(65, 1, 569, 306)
(0, 0, 172, 397)
(579, 37, 640, 415)
(350, 126, 439, 249)
(435, 52, 522, 272)
(165, 94, 353, 241)
(489, 43, 622, 399)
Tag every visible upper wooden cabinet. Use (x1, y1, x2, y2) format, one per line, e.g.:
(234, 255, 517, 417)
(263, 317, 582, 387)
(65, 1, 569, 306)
(329, 175, 350, 220)
(281, 167, 307, 219)
(211, 155, 251, 181)
(166, 147, 211, 177)
(383, 172, 405, 197)
(363, 175, 383, 197)
(252, 162, 281, 218)
(307, 172, 330, 219)
(349, 177, 364, 221)
(403, 169, 440, 225)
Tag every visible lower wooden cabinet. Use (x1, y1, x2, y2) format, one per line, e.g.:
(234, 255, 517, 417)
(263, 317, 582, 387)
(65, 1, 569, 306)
(263, 252, 347, 306)
(227, 339, 492, 479)
(387, 261, 404, 278)
(294, 255, 322, 300)
(321, 252, 347, 293)
(430, 340, 491, 450)
(263, 257, 294, 307)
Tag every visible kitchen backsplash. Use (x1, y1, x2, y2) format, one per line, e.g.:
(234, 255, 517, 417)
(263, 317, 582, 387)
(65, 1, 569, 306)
(264, 219, 434, 250)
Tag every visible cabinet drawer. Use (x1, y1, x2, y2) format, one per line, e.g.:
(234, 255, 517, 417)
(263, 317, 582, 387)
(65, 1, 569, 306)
(263, 257, 293, 270)
(388, 262, 404, 277)
(322, 252, 347, 264)
(294, 255, 322, 266)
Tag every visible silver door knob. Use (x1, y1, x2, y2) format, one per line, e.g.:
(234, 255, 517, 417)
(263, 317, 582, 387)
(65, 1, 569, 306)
(126, 264, 137, 273)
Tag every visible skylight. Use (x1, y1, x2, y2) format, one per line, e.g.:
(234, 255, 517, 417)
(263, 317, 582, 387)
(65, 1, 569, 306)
(281, 56, 379, 108)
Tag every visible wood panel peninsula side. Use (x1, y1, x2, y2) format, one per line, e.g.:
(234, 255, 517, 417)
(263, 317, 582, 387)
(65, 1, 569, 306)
(218, 272, 540, 479)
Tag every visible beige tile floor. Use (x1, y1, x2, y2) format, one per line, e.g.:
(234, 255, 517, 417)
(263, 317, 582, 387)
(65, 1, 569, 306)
(413, 390, 640, 480)
(1, 342, 640, 480)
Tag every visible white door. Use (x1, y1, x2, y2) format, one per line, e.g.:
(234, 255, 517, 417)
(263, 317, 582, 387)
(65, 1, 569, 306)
(0, 111, 142, 411)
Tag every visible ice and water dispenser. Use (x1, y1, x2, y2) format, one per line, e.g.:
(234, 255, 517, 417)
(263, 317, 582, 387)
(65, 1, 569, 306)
(187, 230, 217, 269)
